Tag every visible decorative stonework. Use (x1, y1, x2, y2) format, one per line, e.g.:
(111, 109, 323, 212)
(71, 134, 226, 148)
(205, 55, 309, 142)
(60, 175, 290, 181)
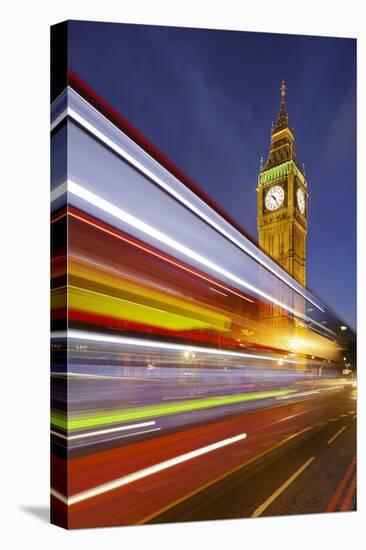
(257, 82, 308, 287)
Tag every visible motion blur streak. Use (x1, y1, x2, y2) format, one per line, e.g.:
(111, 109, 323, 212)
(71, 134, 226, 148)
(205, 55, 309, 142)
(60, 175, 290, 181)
(51, 388, 296, 431)
(68, 208, 255, 304)
(54, 329, 304, 364)
(50, 78, 355, 528)
(52, 432, 247, 505)
(60, 178, 327, 327)
(51, 420, 156, 440)
(61, 90, 324, 314)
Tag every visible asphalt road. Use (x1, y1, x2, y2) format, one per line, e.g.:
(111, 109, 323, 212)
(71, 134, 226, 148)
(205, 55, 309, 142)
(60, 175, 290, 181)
(149, 386, 356, 524)
(52, 383, 356, 528)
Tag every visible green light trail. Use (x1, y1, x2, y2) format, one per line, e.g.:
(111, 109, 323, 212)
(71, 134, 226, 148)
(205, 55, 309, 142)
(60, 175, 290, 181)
(51, 388, 296, 431)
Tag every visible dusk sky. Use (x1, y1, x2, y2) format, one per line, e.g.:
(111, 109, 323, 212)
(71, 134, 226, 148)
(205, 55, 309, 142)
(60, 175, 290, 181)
(68, 21, 356, 330)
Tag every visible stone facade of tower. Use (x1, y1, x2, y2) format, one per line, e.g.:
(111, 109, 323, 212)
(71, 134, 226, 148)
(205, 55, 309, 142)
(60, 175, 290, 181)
(257, 81, 308, 287)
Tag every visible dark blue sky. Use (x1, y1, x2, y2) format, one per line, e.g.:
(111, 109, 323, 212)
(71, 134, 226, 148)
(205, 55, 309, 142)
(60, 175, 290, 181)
(68, 21, 356, 330)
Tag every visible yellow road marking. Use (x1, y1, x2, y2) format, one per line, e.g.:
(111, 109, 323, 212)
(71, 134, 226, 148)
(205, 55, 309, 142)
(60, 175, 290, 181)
(252, 457, 316, 518)
(138, 423, 317, 524)
(327, 426, 347, 445)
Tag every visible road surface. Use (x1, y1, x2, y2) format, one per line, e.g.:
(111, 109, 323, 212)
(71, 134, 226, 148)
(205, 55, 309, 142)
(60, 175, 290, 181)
(51, 383, 356, 528)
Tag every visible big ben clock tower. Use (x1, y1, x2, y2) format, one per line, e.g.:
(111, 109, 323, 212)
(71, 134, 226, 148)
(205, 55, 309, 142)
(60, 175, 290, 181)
(257, 81, 308, 287)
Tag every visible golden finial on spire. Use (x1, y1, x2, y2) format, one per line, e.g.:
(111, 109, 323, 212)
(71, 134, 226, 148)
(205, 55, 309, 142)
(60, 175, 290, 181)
(281, 79, 286, 99)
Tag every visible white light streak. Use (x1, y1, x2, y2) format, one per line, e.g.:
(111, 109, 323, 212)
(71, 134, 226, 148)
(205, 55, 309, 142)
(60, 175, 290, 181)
(209, 287, 228, 297)
(53, 329, 305, 365)
(60, 179, 309, 321)
(51, 421, 156, 441)
(51, 432, 247, 505)
(51, 89, 325, 315)
(276, 390, 320, 399)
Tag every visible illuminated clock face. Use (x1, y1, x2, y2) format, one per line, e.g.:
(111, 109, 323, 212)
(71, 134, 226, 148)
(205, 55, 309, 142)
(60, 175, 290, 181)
(297, 188, 305, 214)
(265, 185, 285, 211)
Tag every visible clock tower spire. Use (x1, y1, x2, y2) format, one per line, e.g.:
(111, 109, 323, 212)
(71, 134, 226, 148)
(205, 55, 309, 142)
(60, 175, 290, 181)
(257, 81, 308, 287)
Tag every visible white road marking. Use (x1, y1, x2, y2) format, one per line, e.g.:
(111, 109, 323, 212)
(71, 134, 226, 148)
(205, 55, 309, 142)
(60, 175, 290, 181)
(327, 426, 347, 445)
(285, 426, 313, 441)
(276, 411, 306, 423)
(51, 432, 247, 505)
(252, 457, 316, 518)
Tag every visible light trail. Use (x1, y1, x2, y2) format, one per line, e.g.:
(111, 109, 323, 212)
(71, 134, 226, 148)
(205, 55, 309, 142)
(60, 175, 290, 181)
(51, 432, 247, 505)
(69, 428, 162, 448)
(66, 284, 227, 332)
(52, 372, 161, 382)
(65, 179, 304, 318)
(50, 421, 156, 440)
(52, 329, 306, 365)
(209, 287, 228, 297)
(53, 198, 338, 343)
(51, 90, 326, 315)
(51, 387, 297, 431)
(275, 385, 344, 401)
(52, 179, 337, 337)
(68, 209, 254, 304)
(276, 390, 320, 399)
